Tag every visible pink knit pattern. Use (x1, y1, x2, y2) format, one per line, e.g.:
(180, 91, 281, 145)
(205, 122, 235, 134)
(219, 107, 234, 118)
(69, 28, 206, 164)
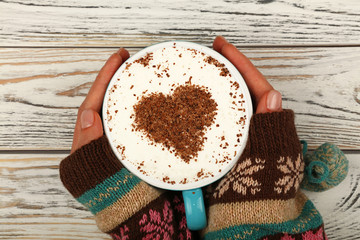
(262, 227, 325, 240)
(302, 227, 324, 240)
(173, 195, 192, 240)
(110, 225, 129, 240)
(280, 234, 295, 240)
(139, 200, 174, 240)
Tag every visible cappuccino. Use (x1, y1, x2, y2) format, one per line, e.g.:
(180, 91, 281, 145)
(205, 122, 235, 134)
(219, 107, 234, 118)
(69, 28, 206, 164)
(104, 43, 250, 188)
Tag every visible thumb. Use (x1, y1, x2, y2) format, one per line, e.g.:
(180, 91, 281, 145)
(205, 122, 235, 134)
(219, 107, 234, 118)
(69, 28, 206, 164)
(73, 109, 104, 152)
(256, 90, 283, 114)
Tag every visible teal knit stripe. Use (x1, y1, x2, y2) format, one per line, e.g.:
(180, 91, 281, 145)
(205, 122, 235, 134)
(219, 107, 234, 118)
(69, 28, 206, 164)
(204, 200, 323, 240)
(76, 168, 141, 214)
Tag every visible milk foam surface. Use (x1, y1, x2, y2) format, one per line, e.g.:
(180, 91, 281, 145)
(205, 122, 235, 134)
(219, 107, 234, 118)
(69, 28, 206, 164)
(105, 44, 248, 186)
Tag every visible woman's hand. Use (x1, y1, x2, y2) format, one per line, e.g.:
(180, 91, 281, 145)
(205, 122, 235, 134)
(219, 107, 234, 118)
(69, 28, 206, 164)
(213, 36, 282, 114)
(71, 48, 130, 153)
(71, 38, 280, 154)
(61, 47, 195, 239)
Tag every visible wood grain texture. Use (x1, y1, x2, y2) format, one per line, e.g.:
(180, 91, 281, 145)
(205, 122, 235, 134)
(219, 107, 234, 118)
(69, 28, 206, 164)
(1, 1, 359, 240)
(0, 154, 110, 240)
(1, 47, 359, 150)
(0, 153, 358, 239)
(0, 0, 360, 47)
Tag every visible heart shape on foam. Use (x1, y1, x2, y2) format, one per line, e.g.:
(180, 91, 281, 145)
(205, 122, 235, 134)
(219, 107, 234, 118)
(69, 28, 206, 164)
(133, 84, 218, 163)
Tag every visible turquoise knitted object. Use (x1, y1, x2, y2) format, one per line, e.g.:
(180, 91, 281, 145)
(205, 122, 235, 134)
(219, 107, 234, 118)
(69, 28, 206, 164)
(300, 141, 349, 192)
(76, 168, 141, 214)
(203, 200, 323, 240)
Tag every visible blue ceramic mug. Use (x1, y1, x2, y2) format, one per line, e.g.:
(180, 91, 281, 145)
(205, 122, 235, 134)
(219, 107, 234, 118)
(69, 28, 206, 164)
(103, 41, 252, 230)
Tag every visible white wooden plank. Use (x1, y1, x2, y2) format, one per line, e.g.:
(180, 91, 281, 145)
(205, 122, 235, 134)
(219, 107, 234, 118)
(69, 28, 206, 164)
(0, 0, 359, 46)
(1, 47, 359, 150)
(0, 154, 110, 239)
(0, 153, 358, 239)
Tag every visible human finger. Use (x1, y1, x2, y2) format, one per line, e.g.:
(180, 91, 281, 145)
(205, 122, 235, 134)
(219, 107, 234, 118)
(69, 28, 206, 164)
(71, 48, 129, 152)
(71, 109, 104, 153)
(213, 36, 281, 113)
(81, 48, 130, 112)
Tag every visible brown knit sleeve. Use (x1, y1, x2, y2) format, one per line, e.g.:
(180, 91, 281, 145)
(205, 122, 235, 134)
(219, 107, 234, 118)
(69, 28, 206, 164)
(59, 136, 123, 198)
(209, 109, 303, 203)
(59, 136, 196, 239)
(247, 109, 301, 163)
(203, 110, 325, 240)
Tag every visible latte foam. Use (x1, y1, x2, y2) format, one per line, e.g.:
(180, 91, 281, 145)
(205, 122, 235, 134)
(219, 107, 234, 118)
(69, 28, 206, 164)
(104, 43, 249, 187)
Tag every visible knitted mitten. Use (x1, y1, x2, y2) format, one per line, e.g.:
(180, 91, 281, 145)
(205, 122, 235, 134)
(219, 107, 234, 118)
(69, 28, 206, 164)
(204, 110, 327, 240)
(60, 136, 194, 239)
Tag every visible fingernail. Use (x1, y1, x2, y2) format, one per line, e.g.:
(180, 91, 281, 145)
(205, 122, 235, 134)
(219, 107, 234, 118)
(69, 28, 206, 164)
(267, 90, 282, 111)
(81, 109, 95, 129)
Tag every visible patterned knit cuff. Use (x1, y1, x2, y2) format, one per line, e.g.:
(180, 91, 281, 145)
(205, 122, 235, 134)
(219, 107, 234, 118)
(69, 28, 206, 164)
(209, 110, 304, 204)
(204, 110, 324, 239)
(59, 136, 164, 233)
(244, 109, 304, 200)
(60, 135, 123, 198)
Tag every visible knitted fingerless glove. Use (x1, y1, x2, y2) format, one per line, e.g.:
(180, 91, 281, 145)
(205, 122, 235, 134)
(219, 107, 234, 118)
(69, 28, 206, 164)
(204, 110, 327, 240)
(60, 136, 194, 239)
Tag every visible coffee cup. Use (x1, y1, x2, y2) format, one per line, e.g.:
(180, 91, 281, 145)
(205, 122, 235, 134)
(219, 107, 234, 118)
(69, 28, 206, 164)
(102, 41, 252, 230)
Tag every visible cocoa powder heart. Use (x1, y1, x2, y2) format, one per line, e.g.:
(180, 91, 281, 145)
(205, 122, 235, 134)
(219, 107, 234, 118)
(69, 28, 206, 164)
(133, 84, 218, 163)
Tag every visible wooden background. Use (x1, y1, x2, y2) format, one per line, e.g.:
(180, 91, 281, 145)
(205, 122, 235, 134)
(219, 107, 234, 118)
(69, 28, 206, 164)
(0, 0, 359, 239)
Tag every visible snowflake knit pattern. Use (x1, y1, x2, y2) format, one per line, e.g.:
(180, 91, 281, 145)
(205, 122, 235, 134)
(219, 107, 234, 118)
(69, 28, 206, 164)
(60, 110, 325, 240)
(204, 110, 326, 240)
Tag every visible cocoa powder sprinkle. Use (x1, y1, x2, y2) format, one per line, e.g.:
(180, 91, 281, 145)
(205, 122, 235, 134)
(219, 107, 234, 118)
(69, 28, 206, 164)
(180, 178, 188, 184)
(125, 62, 132, 70)
(197, 169, 205, 178)
(204, 56, 230, 77)
(134, 52, 153, 67)
(133, 84, 218, 163)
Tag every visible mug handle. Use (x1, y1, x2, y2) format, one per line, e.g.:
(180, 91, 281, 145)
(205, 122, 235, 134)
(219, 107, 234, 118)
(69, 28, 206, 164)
(182, 188, 207, 230)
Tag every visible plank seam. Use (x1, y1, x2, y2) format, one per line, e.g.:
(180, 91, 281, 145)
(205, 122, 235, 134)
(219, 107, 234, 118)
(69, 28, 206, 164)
(1, 44, 360, 49)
